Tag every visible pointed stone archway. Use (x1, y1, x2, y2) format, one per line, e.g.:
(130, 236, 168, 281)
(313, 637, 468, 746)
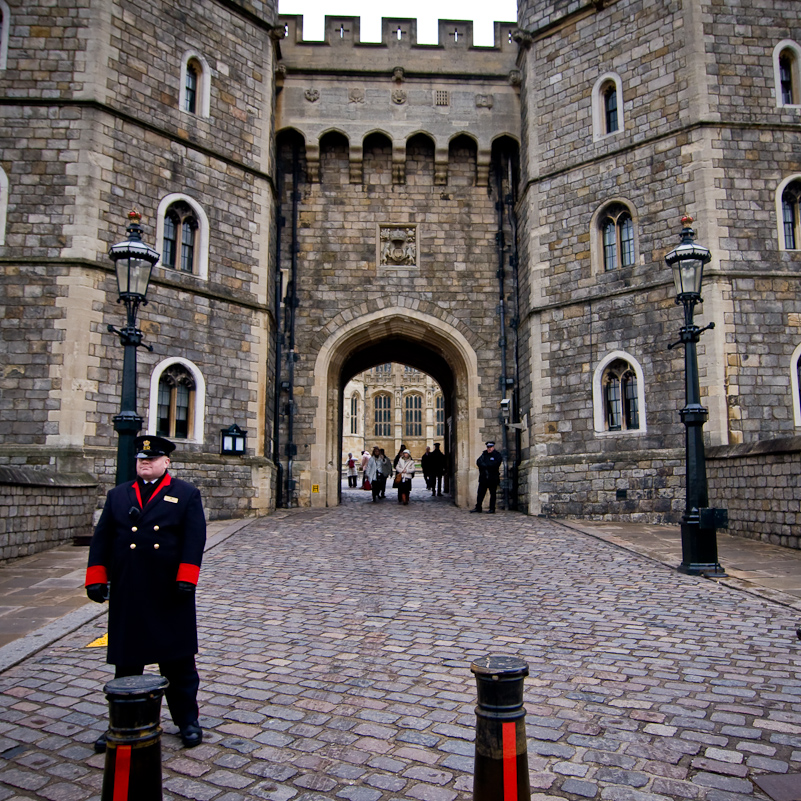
(308, 308, 482, 509)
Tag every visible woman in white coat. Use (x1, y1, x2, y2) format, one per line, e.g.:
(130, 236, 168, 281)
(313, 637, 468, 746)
(395, 449, 415, 505)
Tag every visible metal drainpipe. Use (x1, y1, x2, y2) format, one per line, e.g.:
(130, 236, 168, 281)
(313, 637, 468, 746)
(273, 172, 284, 508)
(285, 137, 300, 507)
(494, 155, 510, 512)
(506, 156, 521, 510)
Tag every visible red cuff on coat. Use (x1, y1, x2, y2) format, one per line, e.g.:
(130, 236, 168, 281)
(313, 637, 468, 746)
(176, 563, 200, 585)
(85, 565, 108, 586)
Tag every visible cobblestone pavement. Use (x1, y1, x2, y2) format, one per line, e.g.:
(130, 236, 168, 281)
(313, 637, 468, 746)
(1, 486, 800, 800)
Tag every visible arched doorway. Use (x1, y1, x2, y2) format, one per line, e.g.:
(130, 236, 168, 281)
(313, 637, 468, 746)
(308, 308, 481, 509)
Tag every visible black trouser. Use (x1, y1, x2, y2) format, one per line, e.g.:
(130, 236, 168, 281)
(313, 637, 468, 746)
(348, 474, 357, 487)
(115, 657, 199, 729)
(476, 477, 499, 512)
(434, 475, 443, 495)
(372, 474, 386, 500)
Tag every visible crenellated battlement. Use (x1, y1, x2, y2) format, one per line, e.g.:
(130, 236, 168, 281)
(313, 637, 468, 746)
(278, 15, 518, 76)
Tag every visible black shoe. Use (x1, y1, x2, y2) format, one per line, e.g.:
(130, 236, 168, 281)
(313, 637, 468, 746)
(94, 732, 107, 753)
(180, 721, 203, 748)
(470, 508, 481, 513)
(488, 509, 496, 514)
(437, 493, 443, 496)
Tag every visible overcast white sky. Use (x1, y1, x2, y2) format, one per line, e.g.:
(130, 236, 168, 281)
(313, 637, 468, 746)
(277, 0, 518, 47)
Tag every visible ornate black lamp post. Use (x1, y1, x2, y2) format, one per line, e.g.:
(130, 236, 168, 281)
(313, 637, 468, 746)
(665, 216, 727, 577)
(107, 211, 160, 485)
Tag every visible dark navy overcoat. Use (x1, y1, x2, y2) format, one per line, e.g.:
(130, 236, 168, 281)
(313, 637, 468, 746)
(86, 473, 206, 666)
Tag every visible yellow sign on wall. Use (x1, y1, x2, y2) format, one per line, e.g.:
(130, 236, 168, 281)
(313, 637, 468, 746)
(312, 484, 319, 493)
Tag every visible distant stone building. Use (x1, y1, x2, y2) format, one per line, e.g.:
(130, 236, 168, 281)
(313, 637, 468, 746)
(1, 0, 801, 556)
(342, 364, 446, 465)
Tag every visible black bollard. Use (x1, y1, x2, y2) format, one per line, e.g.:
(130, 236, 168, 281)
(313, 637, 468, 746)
(471, 655, 531, 801)
(101, 675, 169, 801)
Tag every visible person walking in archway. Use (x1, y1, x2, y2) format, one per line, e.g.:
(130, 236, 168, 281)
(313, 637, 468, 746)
(471, 441, 502, 514)
(346, 453, 358, 488)
(395, 449, 415, 505)
(421, 446, 434, 494)
(365, 446, 390, 502)
(430, 442, 446, 496)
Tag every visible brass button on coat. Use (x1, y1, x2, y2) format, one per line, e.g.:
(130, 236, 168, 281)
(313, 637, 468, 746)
(132, 527, 138, 532)
(130, 543, 136, 550)
(154, 543, 160, 549)
(154, 525, 160, 531)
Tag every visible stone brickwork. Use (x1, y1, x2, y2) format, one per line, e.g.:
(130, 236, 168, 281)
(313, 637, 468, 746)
(0, 467, 97, 561)
(707, 437, 801, 550)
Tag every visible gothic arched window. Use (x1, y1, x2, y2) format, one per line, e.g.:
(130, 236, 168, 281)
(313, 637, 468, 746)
(179, 52, 210, 118)
(156, 365, 196, 440)
(603, 360, 640, 432)
(435, 395, 444, 437)
(599, 204, 635, 271)
(404, 394, 422, 437)
(350, 394, 360, 435)
(782, 181, 801, 250)
(374, 393, 391, 436)
(184, 61, 199, 114)
(775, 42, 801, 107)
(604, 84, 618, 134)
(162, 201, 198, 273)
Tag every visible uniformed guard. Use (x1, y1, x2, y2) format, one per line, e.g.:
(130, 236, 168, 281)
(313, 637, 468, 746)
(85, 435, 206, 752)
(471, 441, 503, 514)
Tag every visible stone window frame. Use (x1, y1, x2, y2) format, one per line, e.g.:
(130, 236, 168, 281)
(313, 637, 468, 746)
(592, 350, 647, 436)
(147, 357, 206, 444)
(791, 343, 801, 428)
(0, 165, 7, 245)
(435, 393, 444, 437)
(773, 40, 801, 109)
(179, 50, 211, 119)
(592, 72, 624, 141)
(155, 193, 210, 280)
(0, 0, 9, 72)
(776, 175, 801, 252)
(590, 198, 639, 274)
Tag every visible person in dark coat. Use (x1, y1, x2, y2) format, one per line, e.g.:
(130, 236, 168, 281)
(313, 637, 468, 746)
(471, 441, 503, 514)
(85, 435, 206, 752)
(430, 442, 446, 496)
(421, 446, 434, 493)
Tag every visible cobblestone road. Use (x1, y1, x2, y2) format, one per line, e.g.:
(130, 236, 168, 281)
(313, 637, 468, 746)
(1, 487, 800, 800)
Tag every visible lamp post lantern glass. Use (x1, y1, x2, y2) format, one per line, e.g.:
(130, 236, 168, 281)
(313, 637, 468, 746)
(665, 216, 726, 577)
(108, 211, 160, 485)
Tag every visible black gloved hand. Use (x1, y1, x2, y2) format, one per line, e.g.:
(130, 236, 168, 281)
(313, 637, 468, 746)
(86, 583, 108, 604)
(176, 581, 196, 596)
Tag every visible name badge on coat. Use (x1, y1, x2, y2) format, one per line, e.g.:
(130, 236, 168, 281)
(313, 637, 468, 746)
(163, 495, 179, 503)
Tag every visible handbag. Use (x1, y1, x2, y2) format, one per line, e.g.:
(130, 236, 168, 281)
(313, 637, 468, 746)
(393, 473, 402, 487)
(363, 478, 371, 491)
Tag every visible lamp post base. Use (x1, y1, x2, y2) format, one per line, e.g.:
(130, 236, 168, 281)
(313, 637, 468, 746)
(678, 521, 727, 578)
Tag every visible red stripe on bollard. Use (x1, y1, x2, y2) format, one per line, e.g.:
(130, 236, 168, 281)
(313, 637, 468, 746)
(502, 721, 517, 800)
(113, 745, 131, 801)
